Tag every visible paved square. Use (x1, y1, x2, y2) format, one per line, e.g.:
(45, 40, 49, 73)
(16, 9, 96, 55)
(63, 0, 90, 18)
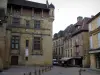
(0, 66, 100, 75)
(43, 66, 100, 75)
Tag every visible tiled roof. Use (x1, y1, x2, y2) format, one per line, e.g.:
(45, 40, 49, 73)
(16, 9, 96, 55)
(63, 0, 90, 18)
(72, 17, 90, 36)
(53, 30, 64, 40)
(64, 24, 75, 40)
(49, 3, 55, 8)
(8, 0, 54, 9)
(87, 12, 100, 24)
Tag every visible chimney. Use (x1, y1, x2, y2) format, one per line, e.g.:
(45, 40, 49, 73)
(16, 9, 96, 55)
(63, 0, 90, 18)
(91, 15, 94, 18)
(77, 16, 83, 22)
(46, 0, 49, 8)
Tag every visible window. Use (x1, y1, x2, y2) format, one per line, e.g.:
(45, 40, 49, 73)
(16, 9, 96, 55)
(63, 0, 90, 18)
(61, 47, 63, 55)
(97, 17, 100, 27)
(89, 23, 92, 32)
(12, 17, 20, 25)
(59, 40, 60, 45)
(78, 26, 80, 29)
(33, 37, 41, 50)
(11, 36, 20, 49)
(71, 49, 72, 57)
(56, 41, 57, 46)
(90, 36, 93, 49)
(59, 47, 60, 55)
(13, 7, 20, 15)
(66, 50, 67, 57)
(26, 40, 29, 47)
(34, 20, 40, 29)
(56, 48, 57, 54)
(98, 33, 100, 47)
(26, 20, 30, 27)
(68, 50, 69, 57)
(53, 42, 55, 47)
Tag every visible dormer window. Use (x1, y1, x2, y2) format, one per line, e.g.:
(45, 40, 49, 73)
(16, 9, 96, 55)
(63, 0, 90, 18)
(26, 20, 30, 27)
(78, 26, 80, 29)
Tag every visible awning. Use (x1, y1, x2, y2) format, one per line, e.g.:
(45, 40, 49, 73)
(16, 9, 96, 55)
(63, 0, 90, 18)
(60, 57, 73, 61)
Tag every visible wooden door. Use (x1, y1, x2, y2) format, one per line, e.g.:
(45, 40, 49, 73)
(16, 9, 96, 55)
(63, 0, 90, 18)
(11, 56, 18, 65)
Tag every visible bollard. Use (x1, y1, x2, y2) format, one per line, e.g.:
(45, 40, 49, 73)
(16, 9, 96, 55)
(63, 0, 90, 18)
(38, 69, 41, 75)
(23, 73, 25, 75)
(34, 69, 37, 75)
(45, 67, 46, 72)
(79, 68, 81, 75)
(42, 68, 44, 73)
(50, 66, 51, 70)
(29, 72, 31, 75)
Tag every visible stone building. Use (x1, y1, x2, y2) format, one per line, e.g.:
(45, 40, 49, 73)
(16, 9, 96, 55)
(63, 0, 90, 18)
(0, 0, 9, 71)
(61, 16, 90, 67)
(0, 0, 55, 69)
(88, 12, 100, 69)
(72, 16, 90, 67)
(63, 24, 74, 58)
(53, 31, 64, 60)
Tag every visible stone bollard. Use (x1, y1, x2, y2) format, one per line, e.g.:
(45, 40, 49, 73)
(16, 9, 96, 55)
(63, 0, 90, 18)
(48, 66, 49, 71)
(45, 67, 46, 72)
(50, 66, 52, 70)
(79, 68, 82, 75)
(23, 73, 25, 75)
(42, 68, 44, 73)
(49, 66, 51, 70)
(34, 70, 37, 75)
(29, 72, 31, 75)
(38, 69, 41, 75)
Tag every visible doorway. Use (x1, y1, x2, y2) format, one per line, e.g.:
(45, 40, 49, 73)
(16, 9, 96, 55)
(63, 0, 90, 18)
(11, 56, 18, 65)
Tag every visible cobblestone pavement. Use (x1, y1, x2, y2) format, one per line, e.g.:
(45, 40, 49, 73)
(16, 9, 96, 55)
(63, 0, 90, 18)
(0, 66, 100, 75)
(43, 66, 100, 75)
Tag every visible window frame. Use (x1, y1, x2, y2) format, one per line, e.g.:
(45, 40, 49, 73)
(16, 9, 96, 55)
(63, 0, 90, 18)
(26, 20, 30, 27)
(12, 17, 20, 25)
(33, 37, 41, 50)
(34, 20, 41, 29)
(11, 36, 20, 49)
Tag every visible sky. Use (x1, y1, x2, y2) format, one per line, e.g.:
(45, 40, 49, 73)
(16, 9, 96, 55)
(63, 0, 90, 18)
(28, 0, 100, 34)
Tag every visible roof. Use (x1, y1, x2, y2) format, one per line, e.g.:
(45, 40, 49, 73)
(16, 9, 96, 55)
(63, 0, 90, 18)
(49, 3, 55, 8)
(72, 17, 90, 36)
(53, 30, 64, 40)
(8, 0, 54, 9)
(64, 24, 75, 40)
(87, 12, 100, 24)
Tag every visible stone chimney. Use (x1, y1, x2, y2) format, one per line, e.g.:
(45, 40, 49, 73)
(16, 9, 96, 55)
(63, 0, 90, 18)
(46, 0, 49, 8)
(91, 15, 94, 18)
(77, 16, 83, 22)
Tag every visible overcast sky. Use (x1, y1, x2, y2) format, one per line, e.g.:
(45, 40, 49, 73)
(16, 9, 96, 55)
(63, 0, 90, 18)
(28, 0, 100, 34)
